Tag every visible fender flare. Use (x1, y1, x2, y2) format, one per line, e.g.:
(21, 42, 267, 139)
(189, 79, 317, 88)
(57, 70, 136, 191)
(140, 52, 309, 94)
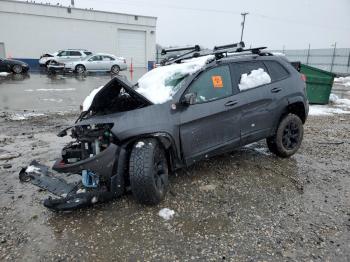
(121, 132, 181, 171)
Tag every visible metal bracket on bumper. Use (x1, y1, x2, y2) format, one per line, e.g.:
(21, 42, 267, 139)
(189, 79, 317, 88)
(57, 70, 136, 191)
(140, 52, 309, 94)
(19, 146, 127, 212)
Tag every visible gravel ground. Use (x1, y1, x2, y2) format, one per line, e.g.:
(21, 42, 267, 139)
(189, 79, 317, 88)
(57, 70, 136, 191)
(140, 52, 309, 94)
(0, 111, 349, 261)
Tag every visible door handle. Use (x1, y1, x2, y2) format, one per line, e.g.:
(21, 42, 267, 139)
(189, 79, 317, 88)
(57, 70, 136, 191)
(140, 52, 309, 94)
(271, 87, 282, 93)
(225, 100, 238, 107)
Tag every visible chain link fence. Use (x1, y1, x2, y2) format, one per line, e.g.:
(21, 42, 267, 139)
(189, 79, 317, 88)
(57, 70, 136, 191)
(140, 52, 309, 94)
(272, 47, 350, 75)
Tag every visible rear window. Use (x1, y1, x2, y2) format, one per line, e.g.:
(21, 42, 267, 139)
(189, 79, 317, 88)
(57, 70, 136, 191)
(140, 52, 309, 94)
(263, 60, 289, 82)
(230, 61, 270, 91)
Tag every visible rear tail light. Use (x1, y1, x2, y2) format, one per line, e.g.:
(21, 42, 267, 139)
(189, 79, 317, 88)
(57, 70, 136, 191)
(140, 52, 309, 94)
(123, 59, 126, 64)
(301, 73, 307, 82)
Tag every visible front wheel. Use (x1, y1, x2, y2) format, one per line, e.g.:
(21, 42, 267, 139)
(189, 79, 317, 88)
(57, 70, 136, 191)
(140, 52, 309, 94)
(12, 65, 23, 74)
(75, 65, 86, 74)
(129, 138, 169, 205)
(267, 114, 304, 158)
(111, 65, 120, 74)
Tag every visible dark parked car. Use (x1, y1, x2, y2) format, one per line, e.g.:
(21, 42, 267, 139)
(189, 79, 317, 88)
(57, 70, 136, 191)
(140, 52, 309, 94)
(20, 44, 309, 211)
(0, 58, 29, 74)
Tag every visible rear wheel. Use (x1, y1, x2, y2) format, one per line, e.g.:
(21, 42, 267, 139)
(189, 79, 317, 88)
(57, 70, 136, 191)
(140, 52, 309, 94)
(129, 138, 169, 205)
(75, 65, 86, 74)
(12, 65, 23, 74)
(111, 65, 120, 74)
(266, 114, 303, 158)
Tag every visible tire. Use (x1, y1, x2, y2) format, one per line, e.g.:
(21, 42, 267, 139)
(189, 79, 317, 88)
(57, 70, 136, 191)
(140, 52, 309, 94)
(75, 65, 86, 74)
(111, 65, 120, 74)
(12, 65, 23, 74)
(129, 138, 169, 205)
(266, 114, 304, 158)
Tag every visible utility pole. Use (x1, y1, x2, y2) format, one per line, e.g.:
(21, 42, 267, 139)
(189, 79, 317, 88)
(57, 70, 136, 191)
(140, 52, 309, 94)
(240, 12, 249, 42)
(330, 42, 337, 72)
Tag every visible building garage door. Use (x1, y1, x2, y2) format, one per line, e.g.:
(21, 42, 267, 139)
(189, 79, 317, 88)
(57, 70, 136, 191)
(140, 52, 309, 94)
(118, 29, 146, 68)
(0, 43, 5, 58)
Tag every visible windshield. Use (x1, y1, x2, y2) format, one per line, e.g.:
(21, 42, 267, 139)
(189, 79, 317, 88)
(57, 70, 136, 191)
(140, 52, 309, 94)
(136, 55, 214, 104)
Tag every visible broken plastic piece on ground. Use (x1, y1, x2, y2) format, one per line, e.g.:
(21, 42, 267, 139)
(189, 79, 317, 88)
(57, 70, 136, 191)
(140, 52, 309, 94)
(19, 160, 78, 196)
(19, 160, 119, 211)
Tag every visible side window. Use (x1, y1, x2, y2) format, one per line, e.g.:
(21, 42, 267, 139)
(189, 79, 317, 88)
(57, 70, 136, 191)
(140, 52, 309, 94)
(103, 56, 115, 61)
(231, 61, 271, 91)
(263, 60, 289, 82)
(69, 51, 82, 56)
(186, 65, 233, 103)
(84, 52, 92, 56)
(89, 56, 102, 61)
(58, 51, 68, 57)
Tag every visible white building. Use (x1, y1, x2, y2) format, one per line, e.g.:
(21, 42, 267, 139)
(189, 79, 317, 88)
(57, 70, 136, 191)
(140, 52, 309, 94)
(0, 0, 157, 68)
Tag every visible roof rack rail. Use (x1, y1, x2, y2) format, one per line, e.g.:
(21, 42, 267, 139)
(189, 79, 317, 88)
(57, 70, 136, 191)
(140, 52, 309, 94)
(213, 43, 268, 59)
(160, 45, 201, 65)
(161, 45, 200, 55)
(213, 41, 245, 52)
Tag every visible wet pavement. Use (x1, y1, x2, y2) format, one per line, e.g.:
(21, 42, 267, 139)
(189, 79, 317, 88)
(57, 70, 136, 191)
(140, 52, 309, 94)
(0, 73, 350, 261)
(0, 68, 146, 113)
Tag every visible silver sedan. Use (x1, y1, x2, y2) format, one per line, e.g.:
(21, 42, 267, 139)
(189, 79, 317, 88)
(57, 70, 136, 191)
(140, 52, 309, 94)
(64, 53, 128, 74)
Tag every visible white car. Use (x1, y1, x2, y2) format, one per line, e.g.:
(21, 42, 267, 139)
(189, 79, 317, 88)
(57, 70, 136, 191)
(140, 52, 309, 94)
(64, 53, 127, 74)
(39, 52, 59, 67)
(40, 49, 92, 67)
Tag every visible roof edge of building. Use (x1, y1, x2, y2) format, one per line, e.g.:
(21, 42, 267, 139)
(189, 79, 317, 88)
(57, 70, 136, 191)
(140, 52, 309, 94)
(3, 0, 157, 20)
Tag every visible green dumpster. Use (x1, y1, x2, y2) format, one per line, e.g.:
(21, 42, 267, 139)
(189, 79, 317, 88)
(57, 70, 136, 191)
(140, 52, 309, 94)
(300, 64, 336, 104)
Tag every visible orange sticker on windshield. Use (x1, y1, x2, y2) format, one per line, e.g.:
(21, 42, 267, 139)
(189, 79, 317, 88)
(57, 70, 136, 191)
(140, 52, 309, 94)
(212, 75, 223, 88)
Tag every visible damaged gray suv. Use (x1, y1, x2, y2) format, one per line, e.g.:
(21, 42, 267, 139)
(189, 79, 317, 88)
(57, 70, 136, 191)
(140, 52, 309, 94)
(20, 43, 309, 211)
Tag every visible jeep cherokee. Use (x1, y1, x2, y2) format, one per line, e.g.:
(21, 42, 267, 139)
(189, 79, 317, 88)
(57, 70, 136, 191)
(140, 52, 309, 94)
(20, 44, 308, 211)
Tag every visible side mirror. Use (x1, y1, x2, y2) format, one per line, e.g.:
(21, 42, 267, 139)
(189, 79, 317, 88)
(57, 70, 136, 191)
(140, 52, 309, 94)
(182, 92, 197, 105)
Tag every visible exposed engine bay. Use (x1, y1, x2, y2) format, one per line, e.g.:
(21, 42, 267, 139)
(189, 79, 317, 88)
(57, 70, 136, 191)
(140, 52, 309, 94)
(61, 124, 115, 165)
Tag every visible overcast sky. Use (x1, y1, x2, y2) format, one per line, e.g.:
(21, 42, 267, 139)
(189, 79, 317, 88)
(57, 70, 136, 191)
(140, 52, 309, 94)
(17, 0, 350, 49)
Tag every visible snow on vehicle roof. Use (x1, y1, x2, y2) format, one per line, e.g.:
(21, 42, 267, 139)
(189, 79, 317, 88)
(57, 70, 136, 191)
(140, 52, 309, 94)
(137, 55, 215, 104)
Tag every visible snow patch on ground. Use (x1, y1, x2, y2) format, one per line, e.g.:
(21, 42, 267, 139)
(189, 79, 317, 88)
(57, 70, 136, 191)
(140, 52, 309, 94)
(307, 94, 350, 116)
(137, 55, 215, 104)
(26, 165, 42, 174)
(238, 68, 271, 91)
(41, 98, 63, 103)
(7, 112, 45, 121)
(329, 94, 350, 108)
(334, 76, 350, 87)
(158, 208, 175, 220)
(25, 88, 75, 92)
(135, 141, 145, 148)
(0, 72, 11, 77)
(82, 86, 104, 111)
(0, 151, 21, 160)
(309, 106, 350, 116)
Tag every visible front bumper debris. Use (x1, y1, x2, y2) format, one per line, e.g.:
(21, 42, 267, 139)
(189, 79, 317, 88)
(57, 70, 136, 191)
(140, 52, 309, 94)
(19, 146, 127, 212)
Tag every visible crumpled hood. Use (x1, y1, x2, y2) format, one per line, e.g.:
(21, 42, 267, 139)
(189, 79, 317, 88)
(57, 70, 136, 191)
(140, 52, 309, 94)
(85, 76, 153, 113)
